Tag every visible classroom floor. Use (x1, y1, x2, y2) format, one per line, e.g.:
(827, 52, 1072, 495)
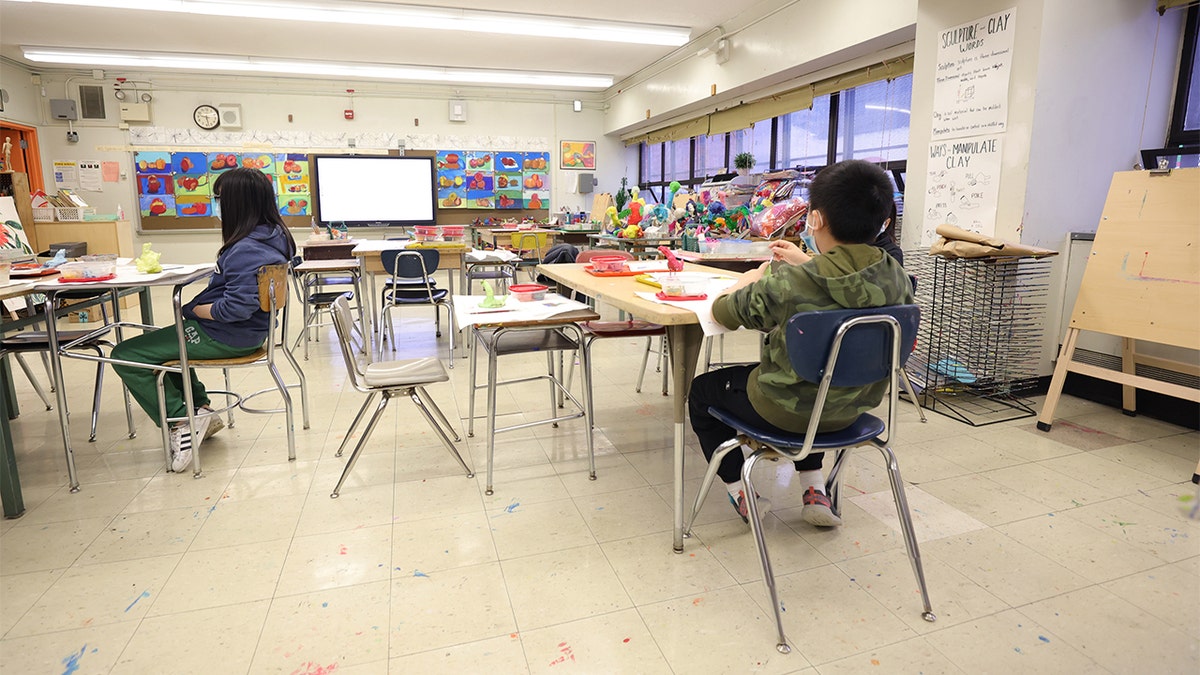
(2, 288, 1197, 674)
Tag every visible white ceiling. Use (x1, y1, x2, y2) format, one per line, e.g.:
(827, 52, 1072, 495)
(0, 1, 767, 91)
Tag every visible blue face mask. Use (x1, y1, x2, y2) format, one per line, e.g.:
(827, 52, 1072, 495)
(212, 198, 221, 220)
(800, 229, 819, 255)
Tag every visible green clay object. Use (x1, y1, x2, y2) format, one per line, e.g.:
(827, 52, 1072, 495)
(135, 242, 163, 274)
(479, 280, 505, 308)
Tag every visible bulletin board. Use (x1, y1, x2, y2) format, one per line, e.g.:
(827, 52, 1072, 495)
(137, 149, 547, 231)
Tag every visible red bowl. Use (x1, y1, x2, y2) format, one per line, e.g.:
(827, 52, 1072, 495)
(509, 283, 548, 301)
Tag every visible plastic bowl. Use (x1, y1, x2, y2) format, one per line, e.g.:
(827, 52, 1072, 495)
(58, 260, 116, 280)
(509, 283, 548, 302)
(589, 255, 628, 273)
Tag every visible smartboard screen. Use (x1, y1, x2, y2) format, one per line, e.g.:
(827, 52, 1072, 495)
(312, 155, 436, 226)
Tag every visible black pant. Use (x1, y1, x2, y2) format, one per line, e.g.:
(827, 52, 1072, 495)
(688, 364, 823, 484)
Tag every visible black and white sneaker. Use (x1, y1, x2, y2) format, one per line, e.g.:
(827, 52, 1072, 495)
(169, 416, 211, 473)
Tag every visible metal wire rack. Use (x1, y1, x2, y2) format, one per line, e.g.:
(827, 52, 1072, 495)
(904, 253, 1054, 426)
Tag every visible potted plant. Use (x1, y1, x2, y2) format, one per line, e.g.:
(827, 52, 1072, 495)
(733, 152, 755, 176)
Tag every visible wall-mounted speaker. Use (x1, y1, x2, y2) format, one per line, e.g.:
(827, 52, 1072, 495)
(577, 172, 595, 194)
(218, 104, 243, 129)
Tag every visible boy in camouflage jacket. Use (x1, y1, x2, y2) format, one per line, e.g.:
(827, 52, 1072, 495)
(690, 160, 913, 527)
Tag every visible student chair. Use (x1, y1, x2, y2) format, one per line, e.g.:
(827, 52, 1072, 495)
(510, 231, 550, 282)
(379, 249, 456, 364)
(565, 249, 669, 398)
(290, 255, 364, 360)
(466, 315, 596, 496)
(156, 264, 309, 473)
(327, 296, 472, 498)
(1, 330, 135, 443)
(684, 305, 935, 653)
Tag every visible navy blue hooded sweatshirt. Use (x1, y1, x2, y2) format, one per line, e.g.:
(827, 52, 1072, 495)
(182, 223, 292, 348)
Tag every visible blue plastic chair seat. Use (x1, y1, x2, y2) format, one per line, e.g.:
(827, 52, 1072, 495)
(708, 408, 885, 453)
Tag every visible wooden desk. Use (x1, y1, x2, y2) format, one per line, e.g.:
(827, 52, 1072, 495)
(535, 262, 740, 552)
(552, 227, 602, 247)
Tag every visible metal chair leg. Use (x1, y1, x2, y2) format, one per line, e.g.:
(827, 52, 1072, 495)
(635, 336, 653, 393)
(410, 390, 473, 478)
(414, 386, 461, 442)
(898, 366, 927, 422)
(223, 367, 236, 428)
(88, 348, 104, 442)
(467, 329, 479, 438)
(743, 450, 792, 655)
(268, 362, 296, 461)
(336, 392, 377, 457)
(685, 437, 743, 535)
(484, 342, 500, 495)
(877, 442, 936, 623)
(280, 340, 311, 429)
(13, 354, 53, 410)
(331, 393, 390, 498)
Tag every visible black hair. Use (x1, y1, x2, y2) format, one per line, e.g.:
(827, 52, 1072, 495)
(808, 160, 895, 244)
(212, 167, 296, 257)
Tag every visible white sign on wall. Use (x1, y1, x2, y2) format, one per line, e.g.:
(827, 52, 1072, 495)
(921, 133, 1004, 245)
(931, 8, 1016, 140)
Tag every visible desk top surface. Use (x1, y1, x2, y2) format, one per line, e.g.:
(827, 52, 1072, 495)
(537, 262, 738, 326)
(29, 264, 214, 291)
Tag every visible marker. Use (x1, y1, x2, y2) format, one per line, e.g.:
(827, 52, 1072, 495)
(475, 309, 516, 314)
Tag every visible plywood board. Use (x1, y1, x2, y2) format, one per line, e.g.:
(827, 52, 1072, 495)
(1070, 168, 1200, 350)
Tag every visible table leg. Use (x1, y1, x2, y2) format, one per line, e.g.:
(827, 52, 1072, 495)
(138, 286, 155, 325)
(667, 323, 704, 552)
(0, 370, 25, 518)
(43, 292, 80, 492)
(2, 356, 17, 420)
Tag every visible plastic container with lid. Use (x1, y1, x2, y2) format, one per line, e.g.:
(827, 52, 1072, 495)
(413, 225, 441, 242)
(440, 225, 465, 241)
(58, 260, 116, 280)
(588, 255, 628, 273)
(509, 283, 548, 302)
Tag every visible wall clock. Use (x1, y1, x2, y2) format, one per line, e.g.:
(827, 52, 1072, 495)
(193, 104, 220, 130)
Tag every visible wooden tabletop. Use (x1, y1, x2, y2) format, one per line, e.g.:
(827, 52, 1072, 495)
(536, 262, 739, 326)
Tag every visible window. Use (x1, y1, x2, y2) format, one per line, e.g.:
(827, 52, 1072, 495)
(637, 71, 913, 192)
(1169, 5, 1200, 146)
(837, 74, 912, 163)
(777, 95, 831, 169)
(695, 132, 728, 179)
(730, 123, 773, 173)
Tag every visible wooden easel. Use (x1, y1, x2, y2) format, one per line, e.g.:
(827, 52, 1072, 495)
(1037, 168, 1200, 483)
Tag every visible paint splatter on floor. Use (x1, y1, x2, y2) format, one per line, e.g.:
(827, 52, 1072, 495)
(504, 501, 521, 513)
(61, 645, 94, 675)
(549, 642, 576, 666)
(413, 570, 429, 578)
(124, 590, 151, 613)
(289, 662, 339, 675)
(1038, 635, 1050, 643)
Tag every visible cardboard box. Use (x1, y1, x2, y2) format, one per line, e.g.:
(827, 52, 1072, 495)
(62, 293, 139, 324)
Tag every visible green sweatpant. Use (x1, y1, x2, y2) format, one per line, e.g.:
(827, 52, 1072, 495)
(111, 320, 260, 427)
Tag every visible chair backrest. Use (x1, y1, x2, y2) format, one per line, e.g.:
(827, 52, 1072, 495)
(257, 263, 290, 354)
(330, 295, 368, 390)
(382, 248, 439, 280)
(575, 249, 634, 264)
(784, 305, 920, 455)
(786, 305, 920, 388)
(510, 232, 549, 260)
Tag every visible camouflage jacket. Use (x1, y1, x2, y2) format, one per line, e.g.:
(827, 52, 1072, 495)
(711, 243, 914, 433)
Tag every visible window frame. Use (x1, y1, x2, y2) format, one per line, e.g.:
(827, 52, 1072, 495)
(1168, 4, 1200, 147)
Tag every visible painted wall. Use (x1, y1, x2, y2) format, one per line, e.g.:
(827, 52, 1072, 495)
(5, 62, 622, 262)
(904, 0, 1185, 376)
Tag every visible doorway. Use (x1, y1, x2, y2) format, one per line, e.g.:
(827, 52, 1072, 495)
(0, 122, 44, 194)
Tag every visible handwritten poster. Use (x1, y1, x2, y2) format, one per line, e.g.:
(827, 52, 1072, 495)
(921, 134, 1004, 245)
(932, 8, 1016, 140)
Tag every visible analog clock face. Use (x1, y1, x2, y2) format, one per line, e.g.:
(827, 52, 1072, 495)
(193, 104, 220, 130)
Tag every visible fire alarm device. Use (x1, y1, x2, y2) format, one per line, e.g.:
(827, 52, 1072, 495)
(193, 104, 220, 130)
(344, 109, 355, 120)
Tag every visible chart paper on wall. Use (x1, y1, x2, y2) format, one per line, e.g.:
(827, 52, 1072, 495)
(931, 8, 1016, 141)
(921, 133, 1004, 245)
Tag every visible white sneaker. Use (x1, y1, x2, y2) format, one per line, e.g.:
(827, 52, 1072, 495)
(170, 415, 211, 473)
(198, 405, 224, 440)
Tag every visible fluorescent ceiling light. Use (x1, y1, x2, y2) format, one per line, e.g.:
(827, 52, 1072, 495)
(21, 47, 615, 88)
(5, 0, 692, 46)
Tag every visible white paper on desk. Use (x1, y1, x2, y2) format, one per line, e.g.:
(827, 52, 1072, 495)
(466, 249, 520, 263)
(452, 293, 590, 328)
(627, 260, 669, 272)
(635, 277, 738, 337)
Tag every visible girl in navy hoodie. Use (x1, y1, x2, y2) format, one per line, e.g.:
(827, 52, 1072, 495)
(112, 168, 296, 472)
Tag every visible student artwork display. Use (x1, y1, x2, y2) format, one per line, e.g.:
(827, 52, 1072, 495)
(437, 150, 549, 210)
(559, 140, 596, 170)
(135, 151, 310, 218)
